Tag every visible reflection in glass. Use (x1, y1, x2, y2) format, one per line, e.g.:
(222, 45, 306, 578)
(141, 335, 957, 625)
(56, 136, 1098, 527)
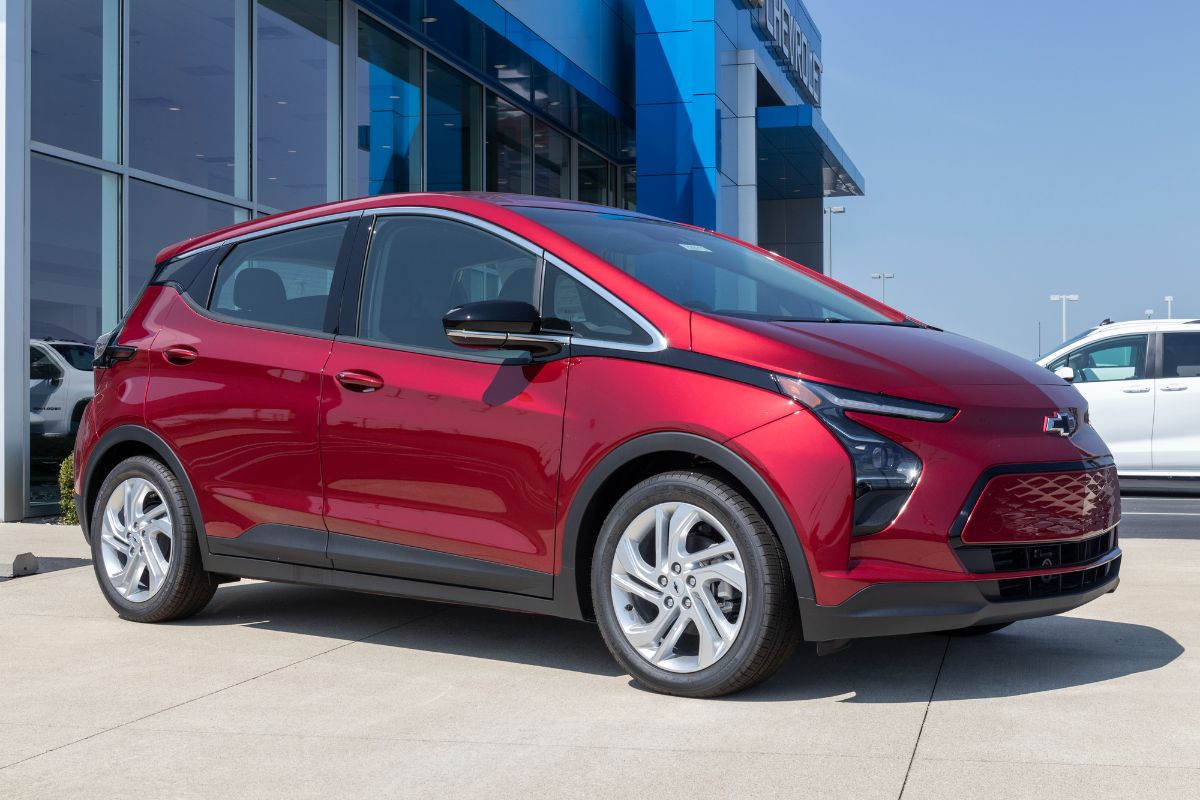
(129, 0, 248, 196)
(257, 0, 341, 211)
(577, 146, 613, 206)
(426, 56, 482, 191)
(29, 155, 118, 509)
(127, 181, 243, 306)
(620, 166, 637, 210)
(533, 122, 569, 198)
(486, 93, 531, 193)
(357, 14, 422, 196)
(31, 0, 118, 160)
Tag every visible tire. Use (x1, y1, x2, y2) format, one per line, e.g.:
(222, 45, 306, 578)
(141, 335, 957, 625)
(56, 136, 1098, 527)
(946, 622, 1014, 637)
(90, 455, 216, 622)
(591, 470, 800, 697)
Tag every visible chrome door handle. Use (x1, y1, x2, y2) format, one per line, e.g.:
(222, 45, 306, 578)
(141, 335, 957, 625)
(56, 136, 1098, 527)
(1161, 384, 1188, 392)
(1122, 386, 1150, 393)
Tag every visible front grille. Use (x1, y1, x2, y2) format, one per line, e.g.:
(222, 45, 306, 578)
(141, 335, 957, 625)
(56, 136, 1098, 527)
(956, 529, 1116, 574)
(960, 466, 1119, 544)
(982, 555, 1120, 602)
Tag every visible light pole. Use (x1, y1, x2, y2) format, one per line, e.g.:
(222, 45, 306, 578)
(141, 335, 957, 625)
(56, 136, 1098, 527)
(871, 272, 894, 302)
(1165, 295, 1174, 318)
(1144, 308, 1154, 319)
(1049, 293, 1079, 342)
(825, 206, 845, 278)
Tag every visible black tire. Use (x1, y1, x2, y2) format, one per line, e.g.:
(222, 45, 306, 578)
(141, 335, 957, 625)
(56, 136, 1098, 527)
(90, 455, 216, 622)
(946, 622, 1014, 637)
(591, 471, 800, 697)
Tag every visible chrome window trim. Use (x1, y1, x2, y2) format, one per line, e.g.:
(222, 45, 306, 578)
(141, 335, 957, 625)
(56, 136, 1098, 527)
(367, 205, 542, 254)
(171, 209, 366, 262)
(541, 252, 667, 354)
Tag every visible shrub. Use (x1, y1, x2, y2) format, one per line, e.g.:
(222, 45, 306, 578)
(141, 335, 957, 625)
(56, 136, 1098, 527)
(58, 454, 78, 525)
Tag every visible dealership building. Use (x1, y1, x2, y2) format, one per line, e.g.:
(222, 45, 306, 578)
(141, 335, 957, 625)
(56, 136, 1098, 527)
(0, 0, 863, 518)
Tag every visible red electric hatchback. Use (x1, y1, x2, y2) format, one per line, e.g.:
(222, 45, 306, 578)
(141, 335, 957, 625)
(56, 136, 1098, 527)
(75, 194, 1121, 697)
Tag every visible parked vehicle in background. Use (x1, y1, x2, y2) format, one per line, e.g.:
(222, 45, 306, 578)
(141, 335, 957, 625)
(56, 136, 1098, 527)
(76, 194, 1122, 697)
(29, 339, 95, 437)
(1039, 319, 1200, 481)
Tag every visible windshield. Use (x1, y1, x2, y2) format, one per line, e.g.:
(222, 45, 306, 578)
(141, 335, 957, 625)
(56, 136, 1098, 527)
(514, 207, 902, 324)
(49, 343, 95, 371)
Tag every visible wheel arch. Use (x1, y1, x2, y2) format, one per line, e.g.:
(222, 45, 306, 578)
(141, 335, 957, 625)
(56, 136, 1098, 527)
(81, 425, 208, 554)
(557, 432, 816, 621)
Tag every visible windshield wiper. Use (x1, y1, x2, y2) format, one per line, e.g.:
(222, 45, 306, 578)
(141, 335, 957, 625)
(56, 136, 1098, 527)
(771, 317, 921, 327)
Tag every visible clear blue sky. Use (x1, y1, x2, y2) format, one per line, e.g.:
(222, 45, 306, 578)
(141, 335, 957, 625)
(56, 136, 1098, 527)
(803, 0, 1200, 357)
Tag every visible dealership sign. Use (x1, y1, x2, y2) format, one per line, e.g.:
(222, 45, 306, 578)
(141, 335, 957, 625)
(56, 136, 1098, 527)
(743, 0, 822, 106)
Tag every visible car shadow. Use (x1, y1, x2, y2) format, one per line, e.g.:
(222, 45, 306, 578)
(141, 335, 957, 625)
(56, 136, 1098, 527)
(181, 580, 1183, 700)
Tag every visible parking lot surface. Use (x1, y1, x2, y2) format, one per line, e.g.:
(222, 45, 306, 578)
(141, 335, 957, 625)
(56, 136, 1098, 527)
(1, 497, 1197, 799)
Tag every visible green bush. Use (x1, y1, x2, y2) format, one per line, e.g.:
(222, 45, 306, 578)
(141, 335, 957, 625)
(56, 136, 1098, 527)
(58, 453, 78, 525)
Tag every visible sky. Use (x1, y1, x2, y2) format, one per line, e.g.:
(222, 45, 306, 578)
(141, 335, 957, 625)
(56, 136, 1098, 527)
(801, 0, 1200, 357)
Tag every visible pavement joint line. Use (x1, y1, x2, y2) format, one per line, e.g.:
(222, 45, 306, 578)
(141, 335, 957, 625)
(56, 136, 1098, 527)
(912, 755, 1200, 772)
(897, 635, 950, 800)
(0, 608, 444, 772)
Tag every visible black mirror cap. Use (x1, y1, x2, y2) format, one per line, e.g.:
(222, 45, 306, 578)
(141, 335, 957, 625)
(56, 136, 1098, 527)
(442, 300, 540, 335)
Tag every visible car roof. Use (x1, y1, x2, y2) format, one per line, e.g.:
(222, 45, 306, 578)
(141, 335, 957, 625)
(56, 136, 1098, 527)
(154, 192, 655, 265)
(1038, 318, 1200, 363)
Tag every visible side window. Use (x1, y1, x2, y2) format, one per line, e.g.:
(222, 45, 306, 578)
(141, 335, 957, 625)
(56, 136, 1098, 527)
(29, 347, 64, 382)
(1162, 332, 1200, 378)
(210, 221, 349, 332)
(1065, 335, 1147, 383)
(541, 264, 651, 345)
(359, 215, 539, 352)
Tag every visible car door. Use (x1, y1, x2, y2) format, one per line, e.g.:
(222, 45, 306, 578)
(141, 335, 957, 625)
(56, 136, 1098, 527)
(1053, 333, 1153, 470)
(1152, 331, 1200, 472)
(146, 218, 356, 562)
(319, 210, 567, 595)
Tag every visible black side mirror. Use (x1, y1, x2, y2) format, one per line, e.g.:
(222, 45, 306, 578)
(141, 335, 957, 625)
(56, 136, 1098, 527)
(442, 300, 570, 357)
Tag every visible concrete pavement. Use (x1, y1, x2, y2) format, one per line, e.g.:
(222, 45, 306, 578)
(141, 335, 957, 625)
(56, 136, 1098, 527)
(0, 505, 1197, 799)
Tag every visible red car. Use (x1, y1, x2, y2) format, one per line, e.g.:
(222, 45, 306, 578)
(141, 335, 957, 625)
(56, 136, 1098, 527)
(75, 194, 1121, 697)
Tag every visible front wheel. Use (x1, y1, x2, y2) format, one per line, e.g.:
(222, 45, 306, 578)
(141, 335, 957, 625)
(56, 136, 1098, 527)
(91, 455, 216, 622)
(591, 471, 799, 697)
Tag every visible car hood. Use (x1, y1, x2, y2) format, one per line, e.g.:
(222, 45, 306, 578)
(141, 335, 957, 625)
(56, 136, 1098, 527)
(691, 314, 1067, 406)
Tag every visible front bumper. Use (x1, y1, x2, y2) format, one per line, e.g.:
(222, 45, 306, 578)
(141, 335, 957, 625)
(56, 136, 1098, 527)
(800, 551, 1121, 641)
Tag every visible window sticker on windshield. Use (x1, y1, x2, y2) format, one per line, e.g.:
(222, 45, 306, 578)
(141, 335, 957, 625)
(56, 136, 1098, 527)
(678, 243, 712, 252)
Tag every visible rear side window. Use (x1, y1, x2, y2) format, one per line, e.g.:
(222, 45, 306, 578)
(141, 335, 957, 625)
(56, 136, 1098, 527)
(210, 221, 349, 332)
(1162, 332, 1200, 378)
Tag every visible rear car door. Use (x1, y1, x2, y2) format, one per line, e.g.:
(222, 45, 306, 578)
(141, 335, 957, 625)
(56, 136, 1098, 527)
(1152, 331, 1200, 472)
(319, 210, 567, 594)
(1054, 334, 1153, 470)
(146, 217, 358, 563)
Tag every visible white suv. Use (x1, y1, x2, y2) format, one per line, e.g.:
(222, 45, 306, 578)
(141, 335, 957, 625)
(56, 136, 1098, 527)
(29, 339, 95, 437)
(1038, 319, 1200, 478)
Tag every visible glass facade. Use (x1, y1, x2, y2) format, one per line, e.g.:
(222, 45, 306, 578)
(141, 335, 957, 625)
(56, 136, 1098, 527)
(22, 0, 633, 514)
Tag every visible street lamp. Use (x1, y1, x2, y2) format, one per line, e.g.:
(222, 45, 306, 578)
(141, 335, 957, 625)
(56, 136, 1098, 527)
(1049, 293, 1079, 342)
(871, 272, 895, 302)
(825, 206, 845, 278)
(1165, 295, 1174, 318)
(1144, 308, 1154, 319)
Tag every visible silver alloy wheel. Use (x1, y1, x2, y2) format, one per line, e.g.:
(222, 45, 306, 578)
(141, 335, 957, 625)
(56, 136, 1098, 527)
(98, 477, 173, 603)
(610, 501, 747, 673)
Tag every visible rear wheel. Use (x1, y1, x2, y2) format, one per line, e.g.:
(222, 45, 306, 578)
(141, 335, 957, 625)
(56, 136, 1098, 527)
(91, 456, 216, 622)
(592, 471, 799, 697)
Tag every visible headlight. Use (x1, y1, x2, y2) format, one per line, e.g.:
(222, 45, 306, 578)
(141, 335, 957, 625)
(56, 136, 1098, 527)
(775, 376, 957, 535)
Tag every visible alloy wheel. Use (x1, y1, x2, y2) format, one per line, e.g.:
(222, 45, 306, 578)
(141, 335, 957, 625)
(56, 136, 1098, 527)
(98, 477, 174, 603)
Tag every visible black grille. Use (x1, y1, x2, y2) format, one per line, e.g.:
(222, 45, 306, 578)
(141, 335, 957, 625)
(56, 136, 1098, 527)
(982, 556, 1120, 602)
(956, 530, 1115, 574)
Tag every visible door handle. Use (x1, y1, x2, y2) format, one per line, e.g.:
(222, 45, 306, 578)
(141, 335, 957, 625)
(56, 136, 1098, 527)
(1161, 384, 1188, 392)
(1121, 386, 1150, 393)
(336, 369, 384, 393)
(163, 345, 198, 365)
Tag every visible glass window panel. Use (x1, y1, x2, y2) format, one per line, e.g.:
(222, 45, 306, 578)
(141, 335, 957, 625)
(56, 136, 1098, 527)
(210, 222, 349, 332)
(356, 14, 423, 196)
(257, 0, 341, 211)
(30, 0, 119, 160)
(127, 180, 244, 308)
(532, 122, 569, 198)
(486, 93, 531, 193)
(541, 264, 649, 345)
(577, 146, 613, 206)
(426, 56, 482, 192)
(28, 155, 118, 509)
(1065, 336, 1148, 383)
(1163, 333, 1200, 378)
(129, 0, 248, 196)
(620, 166, 637, 210)
(360, 216, 538, 353)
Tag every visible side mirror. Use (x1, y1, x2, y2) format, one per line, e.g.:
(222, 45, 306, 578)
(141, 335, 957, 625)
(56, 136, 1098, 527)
(442, 300, 570, 357)
(1054, 366, 1076, 382)
(30, 361, 62, 382)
